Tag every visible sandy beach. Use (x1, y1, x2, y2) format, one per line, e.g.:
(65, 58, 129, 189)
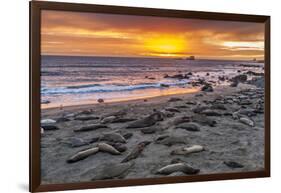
(40, 75, 265, 184)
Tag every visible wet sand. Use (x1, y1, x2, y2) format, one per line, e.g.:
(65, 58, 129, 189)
(40, 81, 265, 184)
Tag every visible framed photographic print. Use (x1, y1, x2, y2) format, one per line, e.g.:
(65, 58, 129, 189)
(30, 1, 270, 192)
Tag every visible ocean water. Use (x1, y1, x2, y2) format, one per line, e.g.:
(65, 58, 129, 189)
(41, 55, 263, 108)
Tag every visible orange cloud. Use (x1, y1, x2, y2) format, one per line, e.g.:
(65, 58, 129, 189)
(41, 10, 264, 60)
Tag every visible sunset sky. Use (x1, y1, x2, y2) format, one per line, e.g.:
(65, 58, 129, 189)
(41, 10, 264, 60)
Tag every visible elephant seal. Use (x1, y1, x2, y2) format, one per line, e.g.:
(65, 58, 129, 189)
(63, 137, 89, 148)
(74, 124, 108, 132)
(67, 147, 99, 163)
(121, 141, 151, 162)
(239, 117, 255, 127)
(191, 115, 216, 127)
(126, 112, 164, 128)
(82, 162, 134, 180)
(156, 163, 200, 175)
(74, 115, 99, 121)
(100, 132, 126, 143)
(97, 143, 121, 155)
(175, 122, 200, 132)
(155, 136, 187, 146)
(171, 145, 204, 155)
(224, 161, 244, 168)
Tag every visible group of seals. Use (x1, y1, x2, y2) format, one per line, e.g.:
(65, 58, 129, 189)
(67, 143, 121, 163)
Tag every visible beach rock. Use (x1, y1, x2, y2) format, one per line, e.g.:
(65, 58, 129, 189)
(41, 125, 60, 131)
(223, 161, 244, 168)
(100, 132, 126, 143)
(201, 84, 213, 92)
(74, 124, 108, 132)
(191, 115, 216, 127)
(87, 162, 134, 180)
(195, 94, 204, 97)
(97, 143, 121, 155)
(126, 111, 164, 128)
(231, 74, 247, 83)
(156, 163, 200, 175)
(218, 76, 225, 81)
(74, 115, 99, 121)
(239, 117, 255, 127)
(156, 136, 187, 146)
(247, 77, 264, 88)
(206, 73, 210, 76)
(200, 109, 222, 116)
(175, 122, 200, 132)
(230, 81, 239, 87)
(171, 145, 204, 155)
(160, 84, 170, 88)
(67, 147, 99, 163)
(245, 71, 264, 76)
(187, 72, 193, 75)
(121, 141, 151, 163)
(168, 97, 183, 102)
(41, 100, 50, 104)
(97, 98, 104, 103)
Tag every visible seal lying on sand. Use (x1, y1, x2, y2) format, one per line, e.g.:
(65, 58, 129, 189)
(175, 122, 200, 131)
(126, 112, 164, 128)
(156, 163, 200, 175)
(100, 132, 126, 143)
(155, 135, 187, 146)
(74, 124, 108, 132)
(171, 145, 205, 155)
(82, 162, 134, 180)
(98, 143, 121, 155)
(67, 147, 99, 163)
(121, 141, 151, 162)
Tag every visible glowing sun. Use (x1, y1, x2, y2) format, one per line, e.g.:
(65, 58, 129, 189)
(144, 35, 187, 57)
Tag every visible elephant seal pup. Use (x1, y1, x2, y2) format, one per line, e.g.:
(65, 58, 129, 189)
(239, 117, 255, 127)
(107, 142, 127, 152)
(126, 112, 164, 128)
(223, 161, 244, 168)
(156, 163, 200, 175)
(100, 132, 126, 143)
(171, 145, 205, 155)
(97, 143, 121, 155)
(74, 124, 108, 132)
(155, 136, 187, 146)
(121, 141, 151, 163)
(67, 147, 99, 163)
(175, 122, 200, 132)
(84, 162, 134, 180)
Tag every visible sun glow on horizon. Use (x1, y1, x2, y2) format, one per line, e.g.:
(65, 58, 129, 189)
(144, 35, 188, 57)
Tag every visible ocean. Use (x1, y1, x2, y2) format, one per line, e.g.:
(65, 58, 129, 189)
(41, 55, 263, 108)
